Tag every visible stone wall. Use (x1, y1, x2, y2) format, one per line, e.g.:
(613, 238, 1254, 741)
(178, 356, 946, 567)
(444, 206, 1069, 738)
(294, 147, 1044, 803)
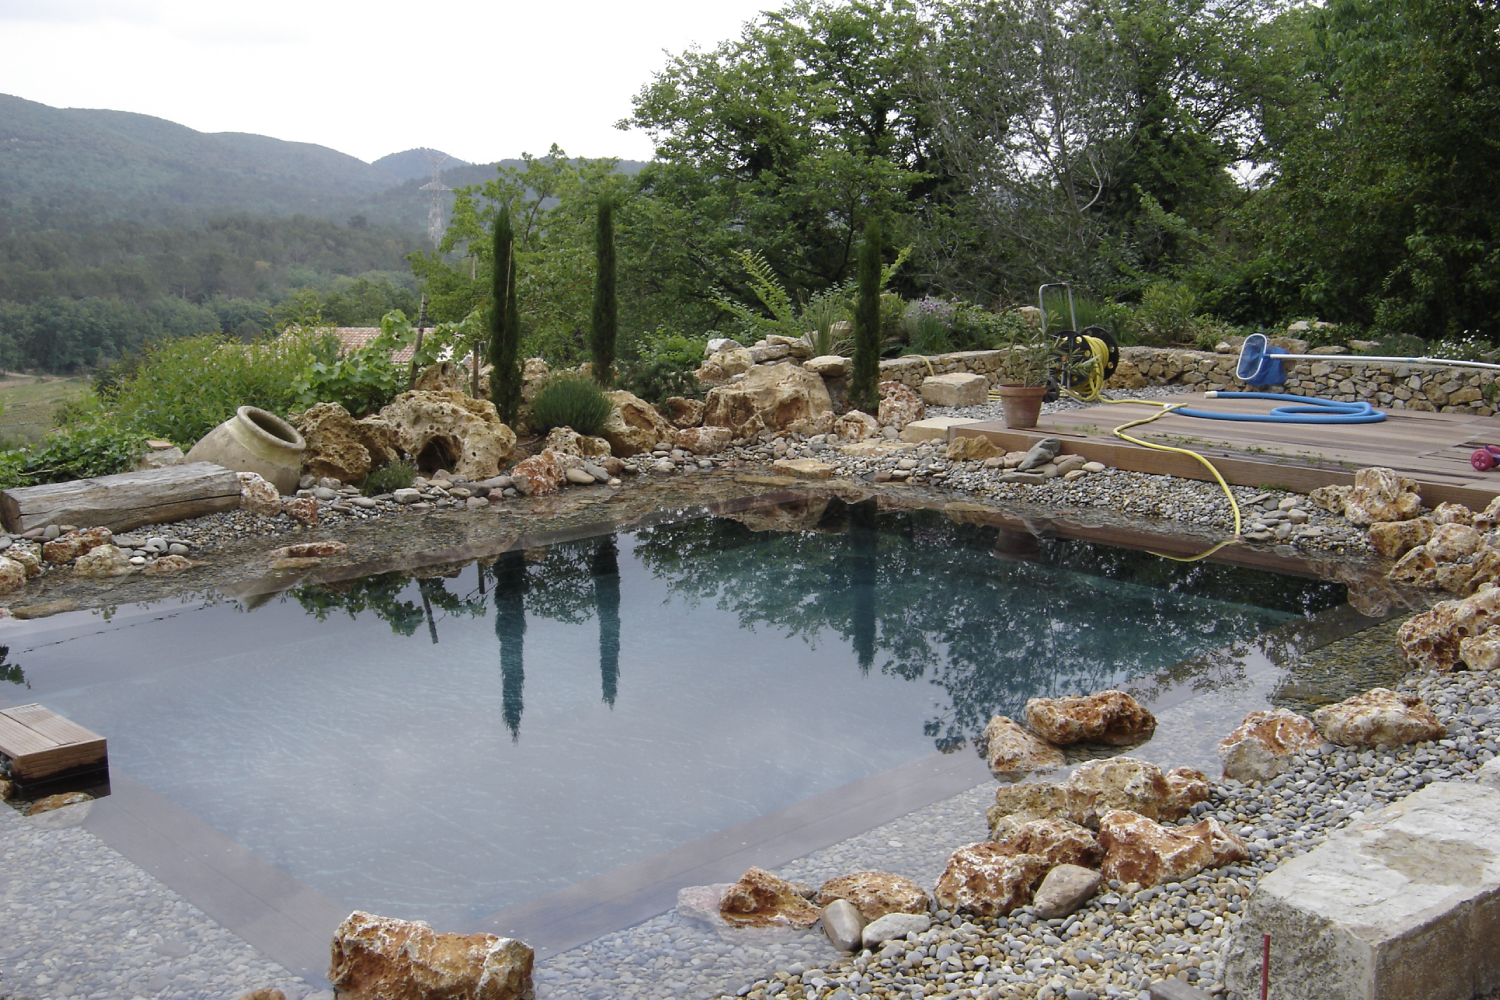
(877, 346, 1498, 417)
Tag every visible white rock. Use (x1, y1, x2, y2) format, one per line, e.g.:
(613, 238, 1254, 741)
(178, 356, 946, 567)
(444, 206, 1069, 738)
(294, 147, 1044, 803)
(861, 912, 931, 949)
(820, 899, 865, 951)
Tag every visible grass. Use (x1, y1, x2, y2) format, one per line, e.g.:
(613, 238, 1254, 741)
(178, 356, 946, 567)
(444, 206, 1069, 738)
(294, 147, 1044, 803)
(0, 376, 90, 447)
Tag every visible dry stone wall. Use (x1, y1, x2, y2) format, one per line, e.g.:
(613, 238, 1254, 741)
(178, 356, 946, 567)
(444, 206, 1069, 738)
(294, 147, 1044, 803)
(877, 346, 1498, 416)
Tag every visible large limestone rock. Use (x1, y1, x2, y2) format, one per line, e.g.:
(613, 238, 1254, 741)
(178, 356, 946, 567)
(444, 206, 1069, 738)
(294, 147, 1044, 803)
(703, 363, 834, 442)
(877, 381, 925, 430)
(509, 451, 565, 497)
(1222, 780, 1500, 1000)
(920, 372, 987, 408)
(815, 872, 929, 922)
(1098, 810, 1248, 887)
(73, 544, 133, 578)
(600, 390, 674, 457)
(834, 411, 879, 441)
(1426, 522, 1485, 562)
(1023, 690, 1156, 746)
(290, 403, 400, 484)
(43, 527, 112, 564)
(708, 347, 755, 377)
(994, 817, 1102, 869)
(0, 556, 25, 595)
(1344, 467, 1423, 527)
(662, 396, 705, 428)
(1367, 518, 1433, 558)
(806, 355, 851, 377)
(675, 426, 732, 455)
(542, 426, 611, 460)
(988, 757, 1209, 839)
(1217, 708, 1323, 782)
(379, 390, 516, 481)
(1397, 586, 1500, 671)
(719, 867, 820, 929)
(934, 844, 1049, 917)
(982, 715, 1065, 780)
(327, 910, 533, 1000)
(413, 360, 468, 393)
(1313, 688, 1445, 748)
(947, 435, 1003, 462)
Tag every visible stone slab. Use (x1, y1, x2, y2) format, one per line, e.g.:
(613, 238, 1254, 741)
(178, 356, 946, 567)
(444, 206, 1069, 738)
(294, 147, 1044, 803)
(920, 373, 988, 408)
(1223, 780, 1500, 1000)
(898, 417, 981, 443)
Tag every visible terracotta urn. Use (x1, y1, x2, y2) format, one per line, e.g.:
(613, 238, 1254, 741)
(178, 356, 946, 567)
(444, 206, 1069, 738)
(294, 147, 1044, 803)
(997, 384, 1048, 429)
(185, 406, 306, 494)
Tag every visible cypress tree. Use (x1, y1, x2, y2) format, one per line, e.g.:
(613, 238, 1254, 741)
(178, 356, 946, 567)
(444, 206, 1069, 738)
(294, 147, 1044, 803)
(589, 194, 618, 387)
(850, 215, 882, 414)
(488, 207, 522, 424)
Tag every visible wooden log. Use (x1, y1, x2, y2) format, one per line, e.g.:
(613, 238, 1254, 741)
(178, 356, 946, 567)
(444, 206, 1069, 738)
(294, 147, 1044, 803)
(0, 703, 107, 783)
(0, 462, 242, 534)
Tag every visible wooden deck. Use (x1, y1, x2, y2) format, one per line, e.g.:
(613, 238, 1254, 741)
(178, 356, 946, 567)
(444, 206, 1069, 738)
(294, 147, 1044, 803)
(0, 702, 107, 788)
(953, 394, 1500, 510)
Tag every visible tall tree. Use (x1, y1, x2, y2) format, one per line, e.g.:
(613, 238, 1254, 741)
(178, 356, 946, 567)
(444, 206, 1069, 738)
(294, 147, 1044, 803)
(851, 216, 883, 413)
(487, 207, 522, 424)
(592, 536, 621, 706)
(589, 194, 618, 387)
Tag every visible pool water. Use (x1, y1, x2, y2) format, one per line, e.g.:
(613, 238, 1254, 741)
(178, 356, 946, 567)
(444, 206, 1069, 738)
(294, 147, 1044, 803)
(1, 499, 1342, 928)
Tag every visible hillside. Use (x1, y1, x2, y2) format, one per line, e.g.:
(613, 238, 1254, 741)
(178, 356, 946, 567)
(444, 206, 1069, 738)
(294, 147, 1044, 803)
(373, 149, 471, 184)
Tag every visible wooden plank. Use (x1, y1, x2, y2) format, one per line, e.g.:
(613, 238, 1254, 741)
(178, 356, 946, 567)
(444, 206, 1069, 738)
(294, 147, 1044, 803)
(0, 711, 58, 756)
(0, 703, 107, 781)
(0, 461, 242, 533)
(5, 702, 104, 746)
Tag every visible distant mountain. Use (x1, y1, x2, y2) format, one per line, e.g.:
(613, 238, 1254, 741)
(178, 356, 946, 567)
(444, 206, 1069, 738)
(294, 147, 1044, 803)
(373, 149, 471, 184)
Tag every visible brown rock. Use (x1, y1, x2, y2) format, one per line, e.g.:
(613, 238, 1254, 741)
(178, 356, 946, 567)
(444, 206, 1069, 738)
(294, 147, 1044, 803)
(1476, 496, 1500, 532)
(805, 355, 850, 377)
(273, 541, 350, 559)
(379, 390, 517, 480)
(1366, 517, 1433, 558)
(1023, 690, 1156, 746)
(510, 451, 566, 497)
(1104, 358, 1147, 390)
(232, 991, 286, 1000)
(815, 872, 929, 922)
(8, 547, 40, 579)
(1397, 588, 1500, 671)
(0, 777, 12, 800)
(542, 426, 611, 460)
(413, 360, 468, 393)
(238, 471, 283, 515)
(329, 911, 533, 1000)
(141, 555, 194, 577)
(709, 347, 755, 376)
(1460, 632, 1500, 671)
(947, 436, 1003, 462)
(994, 817, 1102, 869)
(982, 715, 1065, 779)
(291, 402, 380, 483)
(0, 556, 25, 595)
(771, 458, 834, 479)
(28, 791, 92, 815)
(834, 411, 879, 441)
(663, 396, 706, 428)
(42, 527, 112, 564)
(1388, 545, 1436, 585)
(281, 496, 319, 525)
(1431, 501, 1475, 526)
(1343, 467, 1422, 526)
(1426, 522, 1485, 562)
(1313, 688, 1446, 747)
(1217, 708, 1322, 782)
(73, 544, 134, 578)
(600, 390, 675, 457)
(1308, 484, 1351, 515)
(988, 757, 1204, 839)
(877, 381, 925, 430)
(1030, 864, 1103, 919)
(1097, 810, 1248, 887)
(934, 843, 1049, 916)
(675, 426, 732, 455)
(703, 363, 834, 441)
(719, 867, 820, 929)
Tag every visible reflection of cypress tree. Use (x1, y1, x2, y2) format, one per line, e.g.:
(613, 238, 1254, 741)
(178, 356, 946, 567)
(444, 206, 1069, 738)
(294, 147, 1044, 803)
(849, 500, 878, 674)
(592, 536, 621, 706)
(493, 551, 529, 742)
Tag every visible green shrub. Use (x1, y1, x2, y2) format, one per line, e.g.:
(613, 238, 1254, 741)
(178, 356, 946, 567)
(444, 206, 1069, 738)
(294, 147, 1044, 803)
(622, 328, 704, 403)
(530, 374, 614, 436)
(362, 459, 416, 496)
(1129, 282, 1200, 345)
(12, 419, 147, 485)
(290, 311, 427, 416)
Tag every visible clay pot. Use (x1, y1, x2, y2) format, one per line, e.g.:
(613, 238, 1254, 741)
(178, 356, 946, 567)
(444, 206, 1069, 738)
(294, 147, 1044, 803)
(997, 384, 1048, 429)
(185, 406, 306, 494)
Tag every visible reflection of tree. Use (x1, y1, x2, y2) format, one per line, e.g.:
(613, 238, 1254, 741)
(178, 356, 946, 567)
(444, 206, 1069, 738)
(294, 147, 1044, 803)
(493, 550, 528, 743)
(291, 570, 486, 638)
(634, 501, 1346, 752)
(593, 538, 621, 706)
(0, 646, 26, 688)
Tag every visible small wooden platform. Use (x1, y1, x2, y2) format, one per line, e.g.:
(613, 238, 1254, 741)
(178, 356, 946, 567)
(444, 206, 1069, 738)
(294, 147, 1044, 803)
(954, 394, 1500, 510)
(0, 703, 107, 790)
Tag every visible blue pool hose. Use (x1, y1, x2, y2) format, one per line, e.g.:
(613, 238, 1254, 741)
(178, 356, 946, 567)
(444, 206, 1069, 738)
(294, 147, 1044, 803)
(1179, 391, 1387, 424)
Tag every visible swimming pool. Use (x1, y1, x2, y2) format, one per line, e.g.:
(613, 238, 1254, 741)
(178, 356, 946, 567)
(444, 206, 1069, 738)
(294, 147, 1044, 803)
(1, 499, 1343, 931)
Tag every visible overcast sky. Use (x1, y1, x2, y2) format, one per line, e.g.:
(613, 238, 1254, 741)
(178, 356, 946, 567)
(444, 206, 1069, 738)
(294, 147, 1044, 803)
(0, 0, 777, 165)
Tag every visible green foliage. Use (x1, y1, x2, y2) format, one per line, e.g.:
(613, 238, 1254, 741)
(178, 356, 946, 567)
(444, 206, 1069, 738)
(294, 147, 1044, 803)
(622, 328, 704, 404)
(590, 195, 618, 386)
(851, 217, 883, 413)
(997, 321, 1059, 387)
(804, 292, 852, 356)
(290, 311, 433, 416)
(362, 459, 416, 496)
(1128, 282, 1200, 345)
(902, 297, 955, 355)
(714, 250, 803, 342)
(14, 419, 146, 484)
(488, 208, 522, 423)
(105, 330, 327, 446)
(529, 375, 614, 436)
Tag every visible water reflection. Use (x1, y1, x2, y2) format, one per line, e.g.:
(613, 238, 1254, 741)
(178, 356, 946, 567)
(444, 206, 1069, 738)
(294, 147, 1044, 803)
(285, 500, 1345, 751)
(0, 646, 25, 688)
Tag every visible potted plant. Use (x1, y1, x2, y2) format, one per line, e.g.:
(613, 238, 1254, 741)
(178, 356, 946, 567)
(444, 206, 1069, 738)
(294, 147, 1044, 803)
(995, 322, 1055, 428)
